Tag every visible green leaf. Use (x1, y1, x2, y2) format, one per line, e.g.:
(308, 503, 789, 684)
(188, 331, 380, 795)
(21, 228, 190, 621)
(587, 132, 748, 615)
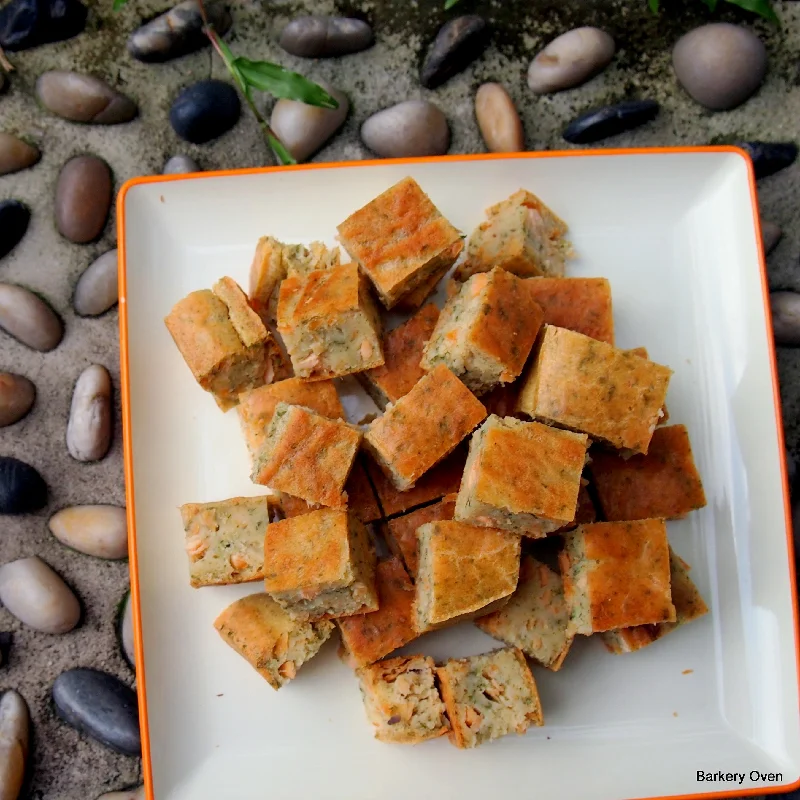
(233, 58, 339, 109)
(214, 36, 249, 96)
(112, 0, 128, 10)
(648, 0, 660, 11)
(723, 0, 779, 21)
(700, 0, 719, 9)
(268, 133, 298, 166)
(444, 0, 463, 8)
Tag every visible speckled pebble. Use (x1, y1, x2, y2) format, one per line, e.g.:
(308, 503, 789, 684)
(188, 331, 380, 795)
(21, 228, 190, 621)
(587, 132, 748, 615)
(163, 154, 200, 174)
(0, 134, 40, 177)
(762, 220, 782, 255)
(672, 24, 766, 111)
(0, 373, 35, 427)
(0, 284, 62, 352)
(49, 505, 128, 560)
(0, 557, 79, 634)
(96, 788, 145, 800)
(279, 16, 373, 58)
(475, 83, 524, 153)
(36, 71, 137, 124)
(563, 99, 659, 144)
(0, 200, 30, 261)
(361, 100, 449, 158)
(270, 84, 349, 162)
(52, 669, 140, 757)
(771, 291, 800, 346)
(527, 27, 615, 94)
(737, 141, 798, 180)
(74, 249, 118, 317)
(0, 0, 86, 51)
(169, 79, 240, 144)
(55, 155, 113, 243)
(67, 365, 112, 462)
(119, 591, 135, 667)
(128, 0, 231, 63)
(0, 690, 29, 800)
(0, 456, 46, 513)
(421, 15, 488, 90)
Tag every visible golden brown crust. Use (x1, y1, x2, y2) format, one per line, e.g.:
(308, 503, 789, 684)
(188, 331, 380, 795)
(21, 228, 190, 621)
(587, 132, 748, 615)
(212, 276, 268, 348)
(277, 262, 360, 328)
(555, 482, 597, 533)
(524, 277, 614, 344)
(393, 260, 451, 311)
(365, 364, 486, 490)
(589, 425, 707, 521)
(248, 236, 285, 317)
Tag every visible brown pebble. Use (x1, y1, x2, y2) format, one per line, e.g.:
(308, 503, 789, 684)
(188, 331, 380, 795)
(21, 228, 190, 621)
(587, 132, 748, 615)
(0, 284, 63, 352)
(474, 83, 524, 153)
(0, 373, 35, 427)
(36, 71, 138, 124)
(55, 155, 113, 243)
(0, 134, 40, 177)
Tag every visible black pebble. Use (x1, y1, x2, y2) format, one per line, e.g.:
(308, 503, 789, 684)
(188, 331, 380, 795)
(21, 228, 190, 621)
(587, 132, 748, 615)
(421, 15, 489, 90)
(0, 0, 87, 52)
(0, 632, 11, 665)
(0, 456, 46, 513)
(736, 141, 798, 180)
(53, 668, 141, 757)
(0, 200, 30, 261)
(169, 79, 241, 144)
(563, 100, 660, 145)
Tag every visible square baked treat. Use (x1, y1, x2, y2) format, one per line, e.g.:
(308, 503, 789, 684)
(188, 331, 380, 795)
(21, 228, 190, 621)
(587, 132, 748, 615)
(589, 425, 707, 522)
(336, 177, 464, 309)
(357, 654, 450, 744)
(415, 520, 521, 632)
(455, 189, 572, 281)
(358, 303, 440, 410)
(365, 446, 465, 518)
(263, 508, 378, 620)
(559, 519, 677, 635)
(214, 592, 334, 689)
(517, 325, 673, 455)
(385, 494, 457, 579)
(601, 547, 709, 654)
(436, 646, 544, 749)
(164, 276, 282, 411)
(394, 260, 451, 311)
(626, 347, 669, 425)
(238, 377, 343, 458)
(277, 457, 382, 525)
(179, 495, 270, 588)
(252, 403, 361, 508)
(455, 415, 589, 538)
(338, 557, 417, 667)
(364, 364, 486, 491)
(525, 277, 614, 344)
(476, 556, 573, 671)
(277, 262, 384, 380)
(421, 267, 545, 396)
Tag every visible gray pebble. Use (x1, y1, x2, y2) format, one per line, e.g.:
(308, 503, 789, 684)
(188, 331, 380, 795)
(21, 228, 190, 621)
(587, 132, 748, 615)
(762, 220, 782, 255)
(36, 71, 137, 124)
(0, 690, 29, 800)
(163, 154, 199, 174)
(673, 24, 766, 111)
(0, 133, 40, 177)
(49, 505, 128, 560)
(0, 284, 62, 352)
(67, 365, 112, 462)
(270, 84, 349, 163)
(55, 155, 112, 244)
(96, 789, 145, 800)
(771, 292, 800, 346)
(421, 15, 488, 89)
(119, 591, 135, 666)
(528, 27, 615, 94)
(361, 100, 449, 159)
(0, 373, 34, 427)
(0, 557, 80, 634)
(74, 249, 118, 317)
(128, 0, 231, 63)
(279, 16, 373, 58)
(475, 83, 524, 153)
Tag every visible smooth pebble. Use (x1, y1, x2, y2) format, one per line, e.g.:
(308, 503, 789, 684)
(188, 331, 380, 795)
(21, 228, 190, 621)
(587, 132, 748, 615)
(0, 457, 46, 513)
(361, 100, 449, 158)
(52, 668, 140, 756)
(0, 373, 34, 427)
(527, 27, 615, 94)
(0, 557, 79, 634)
(0, 690, 29, 800)
(74, 250, 118, 317)
(49, 505, 127, 560)
(67, 365, 112, 462)
(119, 591, 135, 666)
(55, 155, 113, 243)
(475, 83, 523, 153)
(737, 141, 798, 180)
(0, 0, 86, 51)
(169, 79, 240, 144)
(0, 201, 30, 261)
(0, 134, 40, 177)
(421, 15, 488, 89)
(762, 221, 782, 255)
(36, 71, 137, 124)
(672, 24, 766, 111)
(771, 291, 800, 346)
(563, 99, 659, 144)
(0, 284, 62, 351)
(270, 84, 349, 163)
(163, 155, 199, 174)
(280, 16, 373, 58)
(128, 0, 231, 62)
(96, 789, 145, 800)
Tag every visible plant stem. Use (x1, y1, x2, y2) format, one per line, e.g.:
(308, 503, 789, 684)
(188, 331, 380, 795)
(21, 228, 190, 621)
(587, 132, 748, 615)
(0, 44, 14, 74)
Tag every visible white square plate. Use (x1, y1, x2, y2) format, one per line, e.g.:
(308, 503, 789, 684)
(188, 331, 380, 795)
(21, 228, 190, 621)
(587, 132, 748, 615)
(118, 150, 800, 800)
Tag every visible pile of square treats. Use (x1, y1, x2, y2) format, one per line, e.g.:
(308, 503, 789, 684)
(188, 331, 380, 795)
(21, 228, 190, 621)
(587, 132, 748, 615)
(165, 177, 709, 750)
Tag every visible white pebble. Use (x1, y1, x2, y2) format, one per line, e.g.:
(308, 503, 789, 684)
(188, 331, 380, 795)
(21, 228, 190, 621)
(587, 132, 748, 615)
(67, 365, 112, 462)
